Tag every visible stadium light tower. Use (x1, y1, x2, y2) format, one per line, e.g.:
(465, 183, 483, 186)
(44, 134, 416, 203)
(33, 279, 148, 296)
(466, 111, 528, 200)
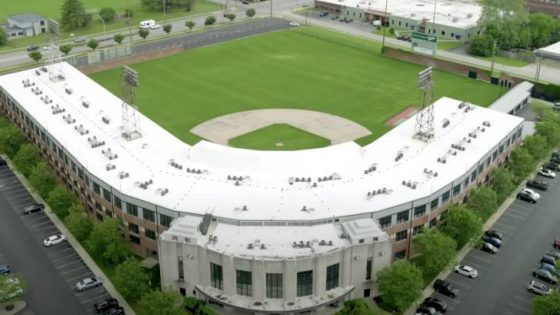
(413, 67, 435, 142)
(121, 66, 142, 141)
(47, 19, 65, 82)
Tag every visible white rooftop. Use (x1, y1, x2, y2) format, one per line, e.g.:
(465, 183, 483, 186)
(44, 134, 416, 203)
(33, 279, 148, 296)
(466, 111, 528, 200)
(0, 63, 523, 223)
(536, 41, 560, 61)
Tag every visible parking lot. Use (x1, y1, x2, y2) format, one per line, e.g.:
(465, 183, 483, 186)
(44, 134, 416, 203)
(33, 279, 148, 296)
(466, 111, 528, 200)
(0, 164, 111, 315)
(425, 172, 560, 315)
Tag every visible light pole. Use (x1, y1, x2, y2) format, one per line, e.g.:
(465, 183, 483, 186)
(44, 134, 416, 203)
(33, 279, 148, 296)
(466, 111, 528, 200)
(490, 39, 497, 76)
(163, 0, 167, 22)
(381, 0, 389, 52)
(98, 15, 106, 35)
(270, 0, 273, 17)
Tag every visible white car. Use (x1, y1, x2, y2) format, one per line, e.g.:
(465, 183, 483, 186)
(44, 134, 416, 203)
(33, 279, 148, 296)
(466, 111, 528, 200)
(43, 234, 66, 247)
(539, 168, 556, 178)
(454, 265, 478, 278)
(521, 188, 541, 200)
(528, 280, 552, 295)
(75, 277, 102, 291)
(289, 21, 300, 27)
(149, 24, 161, 30)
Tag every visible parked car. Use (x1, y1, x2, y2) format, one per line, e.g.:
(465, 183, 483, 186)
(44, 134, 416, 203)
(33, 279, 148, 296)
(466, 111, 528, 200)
(516, 190, 538, 203)
(415, 306, 441, 315)
(0, 264, 10, 275)
(289, 21, 300, 27)
(43, 234, 66, 247)
(484, 230, 503, 240)
(339, 17, 347, 22)
(22, 203, 44, 215)
(528, 280, 552, 295)
(544, 163, 560, 172)
(521, 188, 540, 200)
(74, 36, 86, 44)
(345, 18, 353, 23)
(526, 179, 548, 191)
(546, 251, 560, 259)
(454, 265, 478, 278)
(331, 15, 339, 20)
(553, 151, 560, 158)
(481, 242, 498, 254)
(482, 235, 502, 248)
(76, 277, 103, 291)
(551, 156, 560, 164)
(26, 45, 39, 52)
(555, 238, 560, 250)
(541, 255, 557, 266)
(533, 268, 558, 284)
(433, 279, 458, 298)
(538, 168, 556, 179)
(421, 297, 447, 313)
(0, 156, 6, 166)
(318, 11, 329, 17)
(103, 306, 125, 315)
(540, 263, 560, 276)
(94, 297, 119, 313)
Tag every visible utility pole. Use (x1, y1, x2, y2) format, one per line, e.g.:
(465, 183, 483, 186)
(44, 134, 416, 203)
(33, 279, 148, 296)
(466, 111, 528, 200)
(381, 0, 389, 52)
(163, 0, 167, 22)
(270, 0, 273, 17)
(490, 39, 497, 76)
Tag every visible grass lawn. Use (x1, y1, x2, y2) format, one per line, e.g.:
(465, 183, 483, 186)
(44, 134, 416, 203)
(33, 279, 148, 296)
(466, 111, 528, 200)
(91, 26, 502, 149)
(0, 0, 220, 51)
(229, 124, 331, 150)
(438, 40, 464, 51)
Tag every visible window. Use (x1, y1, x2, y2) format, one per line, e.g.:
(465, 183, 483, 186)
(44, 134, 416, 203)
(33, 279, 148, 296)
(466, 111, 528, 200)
(130, 235, 140, 244)
(378, 216, 392, 229)
(126, 203, 138, 216)
(326, 264, 340, 290)
(236, 270, 252, 296)
(93, 182, 100, 195)
(178, 256, 184, 280)
(297, 271, 313, 297)
(145, 229, 156, 240)
(470, 171, 477, 183)
(210, 263, 223, 290)
(266, 273, 283, 298)
(429, 218, 437, 228)
(143, 209, 155, 222)
(431, 198, 439, 210)
(414, 205, 426, 218)
(114, 197, 122, 210)
(396, 210, 409, 223)
(103, 189, 111, 202)
(478, 164, 484, 174)
(128, 223, 139, 234)
(453, 185, 461, 196)
(441, 190, 451, 203)
(364, 289, 371, 297)
(396, 230, 408, 241)
(160, 214, 173, 228)
(95, 202, 102, 211)
(366, 258, 372, 280)
(413, 225, 424, 235)
(394, 250, 406, 260)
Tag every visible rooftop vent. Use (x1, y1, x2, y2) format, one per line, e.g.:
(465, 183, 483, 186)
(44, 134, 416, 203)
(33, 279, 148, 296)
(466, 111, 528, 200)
(364, 164, 377, 175)
(101, 116, 111, 124)
(31, 87, 42, 95)
(40, 95, 52, 104)
(102, 148, 118, 160)
(138, 179, 153, 189)
(395, 151, 404, 162)
(186, 168, 203, 174)
(87, 136, 105, 148)
(402, 180, 417, 189)
(423, 168, 438, 177)
(74, 124, 89, 135)
(64, 86, 73, 95)
(118, 171, 129, 179)
(483, 121, 491, 127)
(81, 97, 90, 109)
(458, 102, 467, 109)
(442, 119, 450, 128)
(199, 213, 213, 236)
(22, 79, 35, 88)
(158, 188, 169, 196)
(437, 157, 447, 164)
(63, 114, 76, 124)
(169, 159, 183, 170)
(51, 105, 65, 115)
(35, 70, 41, 76)
(106, 164, 116, 171)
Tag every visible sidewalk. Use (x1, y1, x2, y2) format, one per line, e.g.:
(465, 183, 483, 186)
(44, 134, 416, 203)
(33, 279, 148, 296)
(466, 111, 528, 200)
(5, 157, 136, 315)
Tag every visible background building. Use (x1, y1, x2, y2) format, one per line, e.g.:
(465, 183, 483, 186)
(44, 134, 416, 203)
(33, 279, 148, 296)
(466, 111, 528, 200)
(4, 14, 47, 39)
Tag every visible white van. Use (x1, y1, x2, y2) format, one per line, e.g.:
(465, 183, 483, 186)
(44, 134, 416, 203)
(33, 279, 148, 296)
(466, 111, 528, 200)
(139, 20, 156, 29)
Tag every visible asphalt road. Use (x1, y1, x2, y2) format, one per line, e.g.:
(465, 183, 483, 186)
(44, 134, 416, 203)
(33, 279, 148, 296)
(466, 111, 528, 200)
(425, 171, 560, 315)
(0, 165, 110, 315)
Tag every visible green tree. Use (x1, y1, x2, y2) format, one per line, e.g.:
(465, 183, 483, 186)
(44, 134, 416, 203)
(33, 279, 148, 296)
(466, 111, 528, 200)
(29, 50, 43, 62)
(377, 260, 423, 313)
(468, 34, 494, 57)
(125, 8, 134, 18)
(87, 217, 129, 264)
(60, 0, 90, 29)
(139, 28, 150, 40)
(0, 274, 26, 303)
(185, 20, 195, 31)
(336, 299, 376, 315)
(440, 205, 482, 248)
(113, 33, 125, 44)
(99, 8, 117, 22)
(46, 185, 75, 219)
(523, 134, 550, 161)
(0, 125, 25, 158)
(29, 161, 57, 197)
(490, 167, 516, 203)
(113, 258, 151, 303)
(413, 230, 457, 280)
(226, 13, 236, 22)
(138, 290, 185, 315)
(507, 147, 536, 182)
(87, 38, 99, 50)
(0, 28, 8, 47)
(13, 143, 40, 176)
(478, 0, 528, 49)
(59, 44, 73, 56)
(205, 16, 216, 26)
(528, 13, 556, 48)
(532, 292, 560, 315)
(65, 204, 93, 241)
(163, 24, 172, 34)
(246, 8, 256, 18)
(467, 186, 498, 221)
(536, 117, 560, 148)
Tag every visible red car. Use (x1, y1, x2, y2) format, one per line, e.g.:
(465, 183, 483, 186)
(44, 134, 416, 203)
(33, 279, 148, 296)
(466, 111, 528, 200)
(554, 238, 560, 250)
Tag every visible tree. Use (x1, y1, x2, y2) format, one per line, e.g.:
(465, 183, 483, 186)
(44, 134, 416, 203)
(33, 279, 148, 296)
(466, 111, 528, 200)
(478, 0, 528, 40)
(205, 16, 216, 26)
(0, 28, 7, 47)
(60, 0, 90, 29)
(59, 44, 73, 56)
(99, 8, 117, 22)
(226, 13, 236, 22)
(13, 143, 40, 177)
(508, 147, 535, 182)
(113, 33, 125, 44)
(377, 261, 423, 313)
(163, 24, 172, 34)
(46, 185, 76, 219)
(138, 290, 185, 315)
(0, 125, 25, 158)
(29, 162, 57, 197)
(139, 28, 150, 40)
(336, 299, 377, 315)
(28, 50, 43, 62)
(533, 292, 560, 315)
(87, 38, 99, 50)
(87, 217, 129, 264)
(440, 205, 482, 248)
(125, 8, 135, 18)
(468, 34, 494, 57)
(65, 204, 93, 241)
(528, 13, 556, 48)
(490, 167, 516, 203)
(523, 134, 550, 161)
(467, 186, 498, 221)
(413, 230, 457, 280)
(536, 117, 560, 148)
(0, 274, 26, 303)
(246, 8, 256, 18)
(113, 258, 151, 303)
(185, 20, 195, 31)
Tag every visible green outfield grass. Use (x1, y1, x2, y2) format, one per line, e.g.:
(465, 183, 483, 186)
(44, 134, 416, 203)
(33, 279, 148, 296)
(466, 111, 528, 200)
(91, 27, 502, 149)
(229, 124, 331, 151)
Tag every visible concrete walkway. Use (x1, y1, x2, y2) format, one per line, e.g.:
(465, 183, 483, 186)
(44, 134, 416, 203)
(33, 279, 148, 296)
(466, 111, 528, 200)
(0, 302, 25, 315)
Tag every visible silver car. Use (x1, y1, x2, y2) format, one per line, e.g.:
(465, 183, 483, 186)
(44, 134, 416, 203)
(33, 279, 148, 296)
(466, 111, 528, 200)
(528, 280, 552, 295)
(75, 277, 102, 291)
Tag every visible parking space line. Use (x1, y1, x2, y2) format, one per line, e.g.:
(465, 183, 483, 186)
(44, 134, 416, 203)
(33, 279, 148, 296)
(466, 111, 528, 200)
(47, 247, 74, 256)
(61, 265, 89, 276)
(33, 220, 54, 228)
(432, 292, 460, 304)
(508, 302, 531, 313)
(445, 278, 472, 289)
(465, 253, 492, 264)
(56, 259, 85, 269)
(493, 221, 517, 231)
(80, 292, 110, 305)
(76, 286, 105, 297)
(514, 295, 533, 305)
(51, 253, 79, 262)
(502, 212, 527, 221)
(458, 259, 486, 270)
(67, 272, 93, 283)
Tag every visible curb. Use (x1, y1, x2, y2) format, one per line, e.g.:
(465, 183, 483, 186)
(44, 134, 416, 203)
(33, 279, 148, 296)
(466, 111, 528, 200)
(2, 156, 136, 315)
(0, 301, 26, 315)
